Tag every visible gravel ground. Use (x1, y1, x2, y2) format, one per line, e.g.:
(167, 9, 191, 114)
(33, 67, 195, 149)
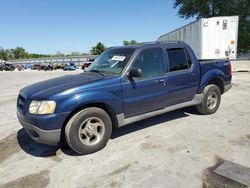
(0, 70, 249, 188)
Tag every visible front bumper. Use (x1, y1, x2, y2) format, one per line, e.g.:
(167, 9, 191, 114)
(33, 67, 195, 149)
(18, 117, 61, 145)
(16, 110, 69, 145)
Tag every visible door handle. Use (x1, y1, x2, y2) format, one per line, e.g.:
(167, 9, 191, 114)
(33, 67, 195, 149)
(159, 79, 167, 86)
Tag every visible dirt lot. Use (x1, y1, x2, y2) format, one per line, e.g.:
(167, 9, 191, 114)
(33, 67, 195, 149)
(0, 71, 250, 188)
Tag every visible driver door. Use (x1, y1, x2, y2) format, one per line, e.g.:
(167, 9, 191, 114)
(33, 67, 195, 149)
(121, 46, 167, 118)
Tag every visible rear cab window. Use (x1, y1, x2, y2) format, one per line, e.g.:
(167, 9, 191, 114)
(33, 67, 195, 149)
(166, 47, 193, 72)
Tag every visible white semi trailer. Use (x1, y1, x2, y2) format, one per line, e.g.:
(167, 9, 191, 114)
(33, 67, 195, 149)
(158, 16, 239, 59)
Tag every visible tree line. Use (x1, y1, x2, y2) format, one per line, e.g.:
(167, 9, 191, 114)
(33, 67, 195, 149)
(0, 47, 51, 61)
(0, 47, 91, 61)
(0, 40, 139, 61)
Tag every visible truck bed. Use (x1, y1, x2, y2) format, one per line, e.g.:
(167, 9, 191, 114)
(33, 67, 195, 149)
(199, 59, 231, 78)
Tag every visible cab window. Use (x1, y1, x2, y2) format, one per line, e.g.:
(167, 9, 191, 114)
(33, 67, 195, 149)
(167, 48, 191, 72)
(131, 47, 165, 78)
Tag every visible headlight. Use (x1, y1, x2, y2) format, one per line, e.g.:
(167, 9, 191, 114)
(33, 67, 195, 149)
(29, 100, 56, 114)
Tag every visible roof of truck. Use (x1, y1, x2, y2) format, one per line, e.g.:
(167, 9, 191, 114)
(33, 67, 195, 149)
(109, 41, 185, 49)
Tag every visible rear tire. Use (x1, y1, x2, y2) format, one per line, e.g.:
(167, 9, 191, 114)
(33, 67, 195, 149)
(196, 84, 221, 115)
(65, 107, 112, 155)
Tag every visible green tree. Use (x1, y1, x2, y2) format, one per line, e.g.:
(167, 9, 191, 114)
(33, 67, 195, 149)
(71, 51, 81, 56)
(90, 42, 106, 55)
(123, 40, 139, 46)
(5, 49, 14, 60)
(28, 53, 50, 59)
(12, 47, 28, 59)
(173, 0, 250, 53)
(0, 48, 7, 60)
(56, 51, 64, 57)
(1, 47, 91, 60)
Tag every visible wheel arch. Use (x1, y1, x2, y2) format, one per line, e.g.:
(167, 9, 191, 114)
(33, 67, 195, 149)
(60, 102, 118, 142)
(198, 70, 224, 94)
(206, 77, 224, 94)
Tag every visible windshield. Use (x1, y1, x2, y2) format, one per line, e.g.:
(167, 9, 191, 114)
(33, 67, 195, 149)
(87, 48, 135, 75)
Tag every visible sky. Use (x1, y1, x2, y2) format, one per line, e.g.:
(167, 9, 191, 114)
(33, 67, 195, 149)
(0, 0, 194, 54)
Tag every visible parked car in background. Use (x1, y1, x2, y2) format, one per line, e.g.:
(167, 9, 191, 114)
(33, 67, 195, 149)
(45, 63, 53, 71)
(22, 63, 33, 70)
(39, 63, 53, 71)
(64, 62, 76, 71)
(22, 64, 28, 70)
(3, 63, 15, 71)
(0, 63, 4, 71)
(16, 64, 24, 71)
(17, 41, 232, 155)
(59, 63, 66, 70)
(81, 58, 95, 72)
(53, 63, 62, 70)
(81, 62, 92, 72)
(38, 64, 45, 71)
(32, 64, 41, 70)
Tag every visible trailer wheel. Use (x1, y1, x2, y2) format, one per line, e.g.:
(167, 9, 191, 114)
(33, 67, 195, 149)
(196, 84, 221, 115)
(65, 107, 112, 155)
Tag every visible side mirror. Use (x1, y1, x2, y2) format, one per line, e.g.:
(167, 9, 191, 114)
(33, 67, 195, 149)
(128, 68, 142, 78)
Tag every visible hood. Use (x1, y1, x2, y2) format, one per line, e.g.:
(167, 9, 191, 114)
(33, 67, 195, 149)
(20, 73, 104, 99)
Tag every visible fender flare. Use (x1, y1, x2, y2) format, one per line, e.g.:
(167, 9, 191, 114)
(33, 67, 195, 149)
(198, 69, 225, 93)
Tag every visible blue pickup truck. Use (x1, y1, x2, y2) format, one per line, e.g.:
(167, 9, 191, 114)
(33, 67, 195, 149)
(17, 41, 232, 154)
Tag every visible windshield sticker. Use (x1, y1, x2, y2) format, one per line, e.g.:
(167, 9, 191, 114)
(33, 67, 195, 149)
(111, 56, 126, 62)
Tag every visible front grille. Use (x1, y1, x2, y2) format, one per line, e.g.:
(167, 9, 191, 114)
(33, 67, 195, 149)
(17, 94, 26, 110)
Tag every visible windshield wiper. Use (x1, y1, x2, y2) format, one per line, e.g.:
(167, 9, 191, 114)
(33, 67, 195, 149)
(89, 69, 108, 76)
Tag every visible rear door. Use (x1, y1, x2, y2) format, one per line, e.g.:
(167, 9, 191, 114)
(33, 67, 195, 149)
(121, 46, 168, 118)
(164, 45, 200, 106)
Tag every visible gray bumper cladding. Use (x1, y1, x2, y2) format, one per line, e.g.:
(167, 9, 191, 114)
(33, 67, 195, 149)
(18, 118, 61, 146)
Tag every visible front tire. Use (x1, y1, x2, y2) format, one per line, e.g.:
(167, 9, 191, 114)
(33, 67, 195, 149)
(196, 84, 221, 115)
(65, 107, 112, 155)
